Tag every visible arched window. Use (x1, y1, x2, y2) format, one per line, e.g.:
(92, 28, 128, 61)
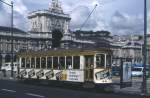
(14, 55, 17, 62)
(5, 55, 11, 63)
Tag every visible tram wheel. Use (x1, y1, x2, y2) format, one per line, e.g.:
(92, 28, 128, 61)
(82, 81, 95, 88)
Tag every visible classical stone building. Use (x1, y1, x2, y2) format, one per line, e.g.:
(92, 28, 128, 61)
(0, 26, 27, 68)
(0, 26, 52, 68)
(28, 0, 71, 48)
(0, 0, 71, 68)
(1, 0, 149, 69)
(112, 35, 150, 66)
(27, 0, 111, 49)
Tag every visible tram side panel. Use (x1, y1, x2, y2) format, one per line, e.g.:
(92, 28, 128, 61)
(18, 58, 112, 84)
(19, 68, 85, 83)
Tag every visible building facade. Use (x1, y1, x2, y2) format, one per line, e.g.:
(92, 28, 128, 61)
(28, 0, 71, 49)
(0, 26, 52, 68)
(0, 0, 73, 68)
(0, 26, 27, 68)
(112, 35, 150, 66)
(0, 0, 149, 68)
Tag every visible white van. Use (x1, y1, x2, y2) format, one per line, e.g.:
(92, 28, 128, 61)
(1, 62, 18, 72)
(132, 67, 143, 77)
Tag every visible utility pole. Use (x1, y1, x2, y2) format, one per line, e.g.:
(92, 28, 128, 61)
(0, 0, 14, 78)
(11, 1, 14, 78)
(141, 0, 147, 94)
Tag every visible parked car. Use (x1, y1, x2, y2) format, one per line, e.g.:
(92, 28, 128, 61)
(132, 67, 143, 77)
(112, 66, 120, 76)
(1, 62, 18, 72)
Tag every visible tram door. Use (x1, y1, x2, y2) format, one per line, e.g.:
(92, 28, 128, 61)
(84, 55, 94, 81)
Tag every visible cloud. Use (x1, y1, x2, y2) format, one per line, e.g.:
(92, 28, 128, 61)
(109, 11, 146, 35)
(0, 10, 10, 26)
(0, 0, 28, 31)
(0, 0, 150, 34)
(62, 0, 120, 31)
(70, 6, 98, 30)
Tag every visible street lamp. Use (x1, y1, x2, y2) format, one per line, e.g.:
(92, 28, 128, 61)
(0, 0, 14, 78)
(141, 0, 147, 94)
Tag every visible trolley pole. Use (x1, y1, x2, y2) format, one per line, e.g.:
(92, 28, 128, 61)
(141, 0, 147, 94)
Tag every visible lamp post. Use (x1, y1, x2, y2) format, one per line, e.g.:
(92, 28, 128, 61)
(0, 0, 14, 78)
(141, 0, 147, 94)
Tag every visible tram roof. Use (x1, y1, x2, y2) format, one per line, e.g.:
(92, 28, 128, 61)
(17, 48, 112, 58)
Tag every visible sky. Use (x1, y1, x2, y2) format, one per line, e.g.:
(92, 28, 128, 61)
(0, 0, 150, 35)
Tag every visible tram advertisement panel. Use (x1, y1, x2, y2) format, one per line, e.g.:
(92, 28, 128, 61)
(94, 69, 112, 83)
(19, 69, 84, 82)
(67, 70, 84, 82)
(53, 70, 84, 82)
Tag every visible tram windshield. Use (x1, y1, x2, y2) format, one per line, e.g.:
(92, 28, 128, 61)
(96, 54, 105, 68)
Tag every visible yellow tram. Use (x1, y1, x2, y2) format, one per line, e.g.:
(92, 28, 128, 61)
(17, 48, 112, 84)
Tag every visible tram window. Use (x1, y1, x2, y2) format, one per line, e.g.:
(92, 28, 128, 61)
(106, 55, 111, 67)
(96, 54, 105, 68)
(31, 58, 35, 68)
(47, 57, 52, 69)
(41, 57, 46, 69)
(21, 58, 25, 68)
(66, 56, 72, 69)
(53, 57, 58, 69)
(73, 56, 80, 69)
(26, 58, 30, 68)
(59, 57, 65, 69)
(36, 58, 40, 68)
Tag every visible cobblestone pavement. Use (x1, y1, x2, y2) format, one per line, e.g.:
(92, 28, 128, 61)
(112, 76, 150, 95)
(1, 72, 150, 96)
